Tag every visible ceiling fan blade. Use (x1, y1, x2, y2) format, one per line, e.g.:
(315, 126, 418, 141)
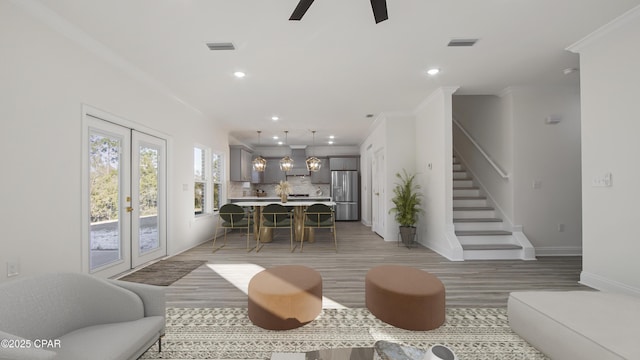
(290, 0, 315, 21)
(370, 0, 388, 23)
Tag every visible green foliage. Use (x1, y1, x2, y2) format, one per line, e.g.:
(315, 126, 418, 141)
(389, 170, 423, 227)
(89, 136, 160, 222)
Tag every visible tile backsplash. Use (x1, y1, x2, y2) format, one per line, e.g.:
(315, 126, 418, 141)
(228, 176, 331, 198)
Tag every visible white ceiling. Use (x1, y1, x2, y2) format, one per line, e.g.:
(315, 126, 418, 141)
(37, 0, 640, 147)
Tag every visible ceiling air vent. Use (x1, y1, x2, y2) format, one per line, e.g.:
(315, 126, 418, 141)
(447, 39, 478, 47)
(206, 42, 235, 51)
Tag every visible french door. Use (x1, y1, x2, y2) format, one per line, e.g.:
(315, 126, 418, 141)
(83, 114, 167, 278)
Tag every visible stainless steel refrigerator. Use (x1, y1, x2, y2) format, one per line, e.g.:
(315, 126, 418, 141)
(331, 170, 359, 221)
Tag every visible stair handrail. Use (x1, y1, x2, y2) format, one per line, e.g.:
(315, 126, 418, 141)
(453, 118, 509, 179)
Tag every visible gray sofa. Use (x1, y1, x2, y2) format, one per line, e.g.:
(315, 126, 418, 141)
(0, 272, 165, 360)
(508, 291, 640, 360)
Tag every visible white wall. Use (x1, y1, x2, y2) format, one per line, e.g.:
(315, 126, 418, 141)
(569, 7, 640, 294)
(414, 87, 463, 260)
(510, 86, 582, 256)
(384, 114, 417, 241)
(0, 2, 228, 281)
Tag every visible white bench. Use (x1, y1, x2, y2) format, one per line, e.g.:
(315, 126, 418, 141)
(508, 291, 640, 360)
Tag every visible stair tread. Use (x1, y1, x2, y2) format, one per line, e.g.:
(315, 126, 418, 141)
(453, 206, 494, 211)
(454, 218, 503, 223)
(456, 230, 512, 236)
(462, 244, 522, 250)
(453, 186, 480, 190)
(453, 196, 487, 200)
(454, 177, 473, 180)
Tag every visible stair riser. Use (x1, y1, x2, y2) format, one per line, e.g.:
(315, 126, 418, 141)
(453, 210, 495, 218)
(457, 235, 516, 245)
(453, 172, 468, 179)
(453, 179, 474, 187)
(453, 199, 487, 207)
(453, 189, 480, 197)
(454, 222, 504, 231)
(453, 164, 463, 171)
(463, 249, 524, 260)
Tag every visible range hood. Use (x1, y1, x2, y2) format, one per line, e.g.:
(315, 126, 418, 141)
(288, 147, 309, 176)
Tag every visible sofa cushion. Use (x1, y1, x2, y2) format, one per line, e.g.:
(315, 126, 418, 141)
(54, 316, 164, 360)
(508, 291, 640, 360)
(0, 273, 144, 340)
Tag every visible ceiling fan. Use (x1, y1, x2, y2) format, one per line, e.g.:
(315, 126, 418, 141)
(289, 0, 388, 24)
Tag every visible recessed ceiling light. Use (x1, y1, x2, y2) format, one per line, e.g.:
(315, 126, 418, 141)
(278, 141, 283, 145)
(273, 136, 279, 140)
(328, 141, 334, 145)
(233, 71, 246, 78)
(329, 135, 335, 139)
(427, 68, 440, 76)
(271, 116, 279, 121)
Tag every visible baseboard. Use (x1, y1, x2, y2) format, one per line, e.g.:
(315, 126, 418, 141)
(580, 271, 640, 296)
(534, 246, 582, 256)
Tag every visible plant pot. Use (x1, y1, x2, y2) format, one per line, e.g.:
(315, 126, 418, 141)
(280, 194, 288, 203)
(399, 226, 416, 247)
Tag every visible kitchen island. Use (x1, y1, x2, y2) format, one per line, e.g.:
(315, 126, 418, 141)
(229, 198, 335, 245)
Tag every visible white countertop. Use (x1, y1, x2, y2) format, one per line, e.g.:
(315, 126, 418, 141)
(229, 196, 332, 200)
(231, 200, 336, 207)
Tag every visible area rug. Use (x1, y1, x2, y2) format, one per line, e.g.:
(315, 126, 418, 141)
(119, 260, 206, 286)
(140, 307, 547, 360)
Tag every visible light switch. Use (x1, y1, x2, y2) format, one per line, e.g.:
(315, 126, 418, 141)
(592, 172, 612, 187)
(532, 180, 542, 189)
(7, 260, 19, 277)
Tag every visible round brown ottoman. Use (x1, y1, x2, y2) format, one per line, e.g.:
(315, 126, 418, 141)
(365, 265, 445, 330)
(248, 265, 322, 330)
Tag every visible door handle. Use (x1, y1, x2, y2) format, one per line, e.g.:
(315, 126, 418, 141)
(126, 206, 134, 213)
(375, 192, 379, 196)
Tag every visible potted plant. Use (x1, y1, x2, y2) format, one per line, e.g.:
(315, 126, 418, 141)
(389, 170, 423, 247)
(275, 180, 292, 203)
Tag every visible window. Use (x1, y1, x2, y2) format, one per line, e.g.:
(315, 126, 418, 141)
(212, 152, 224, 212)
(194, 147, 206, 215)
(194, 146, 225, 216)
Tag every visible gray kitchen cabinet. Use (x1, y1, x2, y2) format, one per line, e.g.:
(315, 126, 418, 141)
(229, 146, 253, 182)
(310, 158, 331, 183)
(329, 157, 359, 171)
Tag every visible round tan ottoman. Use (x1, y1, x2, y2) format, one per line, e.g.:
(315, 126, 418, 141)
(365, 265, 445, 330)
(248, 265, 322, 330)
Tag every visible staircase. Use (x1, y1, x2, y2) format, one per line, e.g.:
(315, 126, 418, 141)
(453, 156, 533, 260)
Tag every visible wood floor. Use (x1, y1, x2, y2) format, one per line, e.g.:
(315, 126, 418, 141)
(165, 222, 588, 308)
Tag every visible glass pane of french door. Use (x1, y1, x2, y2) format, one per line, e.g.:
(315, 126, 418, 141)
(87, 118, 131, 276)
(131, 131, 166, 267)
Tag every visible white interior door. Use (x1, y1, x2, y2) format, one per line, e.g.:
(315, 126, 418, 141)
(131, 131, 167, 267)
(83, 114, 167, 277)
(372, 148, 385, 237)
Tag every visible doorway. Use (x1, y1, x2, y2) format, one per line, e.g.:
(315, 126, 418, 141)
(82, 111, 167, 278)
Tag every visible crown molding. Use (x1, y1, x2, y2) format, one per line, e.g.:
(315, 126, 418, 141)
(567, 4, 640, 53)
(10, 0, 205, 117)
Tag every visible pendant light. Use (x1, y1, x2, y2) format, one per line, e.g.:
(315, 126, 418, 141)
(280, 130, 294, 172)
(306, 130, 322, 172)
(252, 131, 267, 172)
